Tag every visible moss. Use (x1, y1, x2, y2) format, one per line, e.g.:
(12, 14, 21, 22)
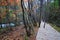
(50, 24, 60, 32)
(25, 34, 29, 40)
(0, 27, 9, 33)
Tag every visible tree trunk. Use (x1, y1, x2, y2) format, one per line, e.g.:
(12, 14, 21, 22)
(39, 0, 43, 27)
(21, 0, 30, 37)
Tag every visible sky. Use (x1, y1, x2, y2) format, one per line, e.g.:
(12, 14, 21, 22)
(45, 0, 47, 2)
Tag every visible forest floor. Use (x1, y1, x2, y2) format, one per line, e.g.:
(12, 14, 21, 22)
(36, 21, 60, 40)
(0, 24, 38, 40)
